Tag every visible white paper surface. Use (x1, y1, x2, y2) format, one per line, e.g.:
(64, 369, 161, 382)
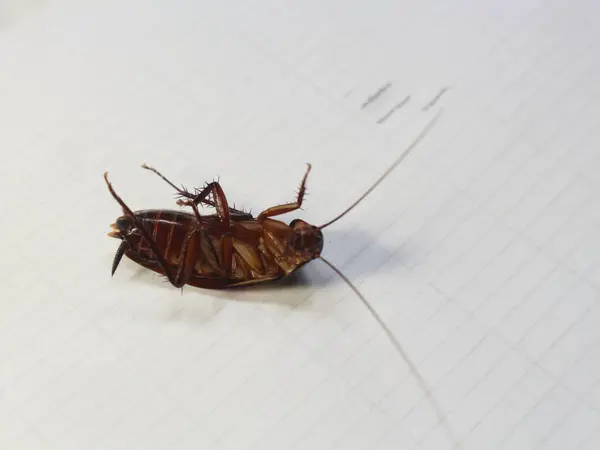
(2, 0, 600, 449)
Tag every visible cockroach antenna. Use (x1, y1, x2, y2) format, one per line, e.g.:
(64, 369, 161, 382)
(319, 255, 407, 357)
(322, 251, 458, 446)
(318, 108, 444, 230)
(315, 109, 444, 359)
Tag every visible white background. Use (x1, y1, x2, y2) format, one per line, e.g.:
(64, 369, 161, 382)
(1, 0, 600, 449)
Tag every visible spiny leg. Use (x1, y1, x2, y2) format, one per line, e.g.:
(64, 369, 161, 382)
(257, 163, 311, 223)
(104, 172, 181, 287)
(177, 181, 234, 278)
(141, 163, 247, 215)
(141, 163, 214, 205)
(180, 198, 203, 224)
(176, 181, 231, 224)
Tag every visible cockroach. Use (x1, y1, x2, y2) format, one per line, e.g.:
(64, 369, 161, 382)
(104, 111, 442, 347)
(105, 111, 441, 291)
(104, 110, 445, 423)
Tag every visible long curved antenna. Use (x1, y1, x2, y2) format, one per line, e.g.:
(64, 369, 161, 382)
(319, 256, 406, 358)
(319, 255, 458, 446)
(318, 109, 443, 230)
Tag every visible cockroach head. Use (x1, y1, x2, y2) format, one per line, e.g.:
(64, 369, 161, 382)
(289, 218, 324, 257)
(108, 215, 136, 239)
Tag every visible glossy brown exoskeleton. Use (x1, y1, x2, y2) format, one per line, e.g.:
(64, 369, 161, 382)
(105, 163, 323, 289)
(104, 111, 442, 290)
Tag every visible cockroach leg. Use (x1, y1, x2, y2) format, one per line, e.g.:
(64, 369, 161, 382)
(184, 182, 231, 223)
(178, 181, 234, 277)
(257, 163, 312, 223)
(180, 198, 203, 223)
(142, 163, 248, 215)
(104, 172, 182, 288)
(141, 163, 195, 199)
